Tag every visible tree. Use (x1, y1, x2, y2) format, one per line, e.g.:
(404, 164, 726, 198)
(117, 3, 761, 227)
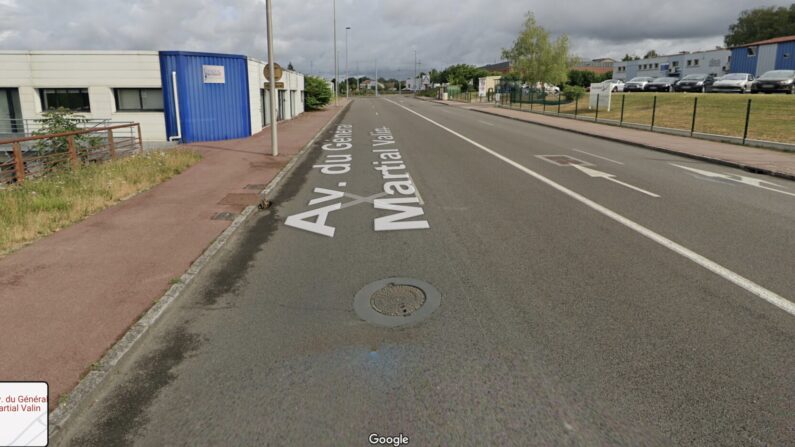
(287, 62, 295, 71)
(501, 12, 575, 87)
(622, 54, 640, 61)
(567, 69, 599, 87)
(304, 76, 332, 110)
(643, 50, 658, 59)
(725, 4, 795, 47)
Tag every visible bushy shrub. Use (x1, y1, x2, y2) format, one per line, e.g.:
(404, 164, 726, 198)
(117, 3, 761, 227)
(563, 85, 586, 101)
(304, 76, 332, 110)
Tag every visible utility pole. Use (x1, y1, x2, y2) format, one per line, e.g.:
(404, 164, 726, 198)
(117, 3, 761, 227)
(266, 0, 278, 156)
(332, 0, 338, 106)
(375, 59, 379, 97)
(345, 26, 350, 99)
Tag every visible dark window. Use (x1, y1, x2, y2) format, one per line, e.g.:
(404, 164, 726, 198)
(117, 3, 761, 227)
(40, 88, 90, 112)
(747, 47, 756, 57)
(784, 53, 791, 59)
(114, 88, 164, 111)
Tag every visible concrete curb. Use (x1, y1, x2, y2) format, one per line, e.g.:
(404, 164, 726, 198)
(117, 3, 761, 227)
(426, 98, 795, 182)
(48, 100, 353, 439)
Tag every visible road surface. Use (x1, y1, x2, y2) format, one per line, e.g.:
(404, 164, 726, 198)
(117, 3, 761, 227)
(56, 97, 795, 446)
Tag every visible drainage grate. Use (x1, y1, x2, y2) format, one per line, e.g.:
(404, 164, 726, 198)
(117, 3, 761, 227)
(370, 284, 426, 316)
(354, 278, 440, 327)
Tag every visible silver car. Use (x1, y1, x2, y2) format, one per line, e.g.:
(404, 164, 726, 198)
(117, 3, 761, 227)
(711, 73, 755, 93)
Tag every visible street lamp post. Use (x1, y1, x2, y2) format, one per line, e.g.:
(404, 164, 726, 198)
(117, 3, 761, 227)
(413, 49, 417, 94)
(332, 0, 338, 106)
(346, 27, 350, 99)
(266, 0, 278, 156)
(375, 58, 378, 97)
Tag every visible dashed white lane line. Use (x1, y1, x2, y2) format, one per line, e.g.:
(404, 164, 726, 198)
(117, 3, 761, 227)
(383, 97, 795, 318)
(478, 120, 495, 126)
(573, 149, 624, 165)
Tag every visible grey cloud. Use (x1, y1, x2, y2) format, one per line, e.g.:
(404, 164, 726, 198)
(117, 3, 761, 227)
(1, 0, 792, 78)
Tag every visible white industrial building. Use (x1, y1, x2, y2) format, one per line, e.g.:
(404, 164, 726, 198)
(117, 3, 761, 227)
(0, 50, 305, 144)
(612, 49, 732, 81)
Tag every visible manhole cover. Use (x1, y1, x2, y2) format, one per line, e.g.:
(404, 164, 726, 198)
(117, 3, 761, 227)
(354, 278, 440, 327)
(370, 284, 426, 316)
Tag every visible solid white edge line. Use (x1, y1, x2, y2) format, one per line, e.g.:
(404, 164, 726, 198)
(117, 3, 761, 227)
(384, 97, 795, 317)
(573, 148, 625, 165)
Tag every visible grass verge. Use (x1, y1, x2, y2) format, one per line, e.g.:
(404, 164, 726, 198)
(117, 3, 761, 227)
(503, 92, 795, 145)
(0, 149, 201, 256)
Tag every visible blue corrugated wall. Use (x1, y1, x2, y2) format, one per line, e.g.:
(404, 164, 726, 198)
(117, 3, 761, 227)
(775, 42, 795, 70)
(730, 47, 758, 75)
(159, 51, 251, 143)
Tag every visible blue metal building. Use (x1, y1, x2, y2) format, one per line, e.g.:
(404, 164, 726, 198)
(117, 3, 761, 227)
(159, 51, 251, 144)
(729, 35, 795, 76)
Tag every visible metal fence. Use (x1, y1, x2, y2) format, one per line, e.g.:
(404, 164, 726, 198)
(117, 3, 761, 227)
(495, 88, 795, 148)
(0, 123, 143, 184)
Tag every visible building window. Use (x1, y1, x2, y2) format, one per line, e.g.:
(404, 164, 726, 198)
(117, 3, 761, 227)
(693, 59, 700, 66)
(114, 88, 164, 112)
(672, 61, 679, 67)
(40, 88, 90, 112)
(654, 63, 659, 69)
(747, 47, 756, 57)
(784, 53, 792, 59)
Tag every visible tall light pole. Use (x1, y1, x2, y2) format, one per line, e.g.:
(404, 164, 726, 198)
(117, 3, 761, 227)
(345, 26, 350, 99)
(413, 49, 417, 94)
(332, 0, 338, 106)
(374, 58, 378, 97)
(266, 0, 278, 156)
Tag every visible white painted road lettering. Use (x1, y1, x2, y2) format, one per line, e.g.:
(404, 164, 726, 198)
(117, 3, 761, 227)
(371, 126, 430, 231)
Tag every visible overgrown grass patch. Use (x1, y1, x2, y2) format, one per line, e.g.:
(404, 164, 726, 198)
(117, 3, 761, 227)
(0, 149, 201, 256)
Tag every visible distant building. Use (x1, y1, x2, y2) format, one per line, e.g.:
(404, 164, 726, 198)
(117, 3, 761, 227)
(612, 49, 731, 81)
(729, 35, 795, 76)
(572, 57, 615, 75)
(478, 61, 511, 74)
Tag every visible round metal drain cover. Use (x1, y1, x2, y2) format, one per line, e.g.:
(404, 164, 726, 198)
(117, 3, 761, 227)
(354, 278, 440, 327)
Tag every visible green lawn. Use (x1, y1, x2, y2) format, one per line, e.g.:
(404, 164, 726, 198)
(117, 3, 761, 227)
(504, 92, 795, 145)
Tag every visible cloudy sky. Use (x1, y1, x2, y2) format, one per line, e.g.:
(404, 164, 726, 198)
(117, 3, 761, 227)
(0, 0, 791, 78)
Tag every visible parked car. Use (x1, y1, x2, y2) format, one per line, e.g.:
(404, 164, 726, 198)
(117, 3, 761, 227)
(602, 80, 624, 92)
(623, 77, 655, 92)
(710, 73, 755, 93)
(751, 70, 795, 94)
(646, 77, 679, 92)
(674, 73, 716, 92)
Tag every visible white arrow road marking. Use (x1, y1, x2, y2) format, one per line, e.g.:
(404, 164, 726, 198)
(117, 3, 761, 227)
(573, 164, 660, 198)
(573, 149, 624, 165)
(672, 164, 795, 198)
(384, 97, 795, 318)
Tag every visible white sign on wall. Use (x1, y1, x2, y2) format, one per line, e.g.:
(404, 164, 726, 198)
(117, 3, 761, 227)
(202, 65, 226, 84)
(478, 78, 486, 97)
(589, 82, 612, 112)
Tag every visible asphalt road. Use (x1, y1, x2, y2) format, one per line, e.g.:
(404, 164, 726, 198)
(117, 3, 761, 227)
(56, 97, 795, 446)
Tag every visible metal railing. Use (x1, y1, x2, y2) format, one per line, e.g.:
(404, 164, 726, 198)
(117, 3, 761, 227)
(495, 89, 795, 148)
(0, 118, 133, 140)
(0, 123, 143, 184)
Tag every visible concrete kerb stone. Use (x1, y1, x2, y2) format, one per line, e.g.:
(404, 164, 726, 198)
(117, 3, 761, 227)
(429, 99, 795, 183)
(48, 100, 353, 440)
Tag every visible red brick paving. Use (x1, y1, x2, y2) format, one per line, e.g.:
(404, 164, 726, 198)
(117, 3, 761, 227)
(0, 101, 348, 410)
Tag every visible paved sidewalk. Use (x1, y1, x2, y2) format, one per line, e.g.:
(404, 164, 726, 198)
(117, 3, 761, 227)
(0, 101, 348, 410)
(434, 99, 795, 180)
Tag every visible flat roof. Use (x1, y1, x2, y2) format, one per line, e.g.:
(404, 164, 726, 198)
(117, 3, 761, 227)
(738, 35, 795, 47)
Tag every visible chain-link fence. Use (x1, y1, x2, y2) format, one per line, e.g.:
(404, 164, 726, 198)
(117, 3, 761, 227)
(495, 86, 795, 148)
